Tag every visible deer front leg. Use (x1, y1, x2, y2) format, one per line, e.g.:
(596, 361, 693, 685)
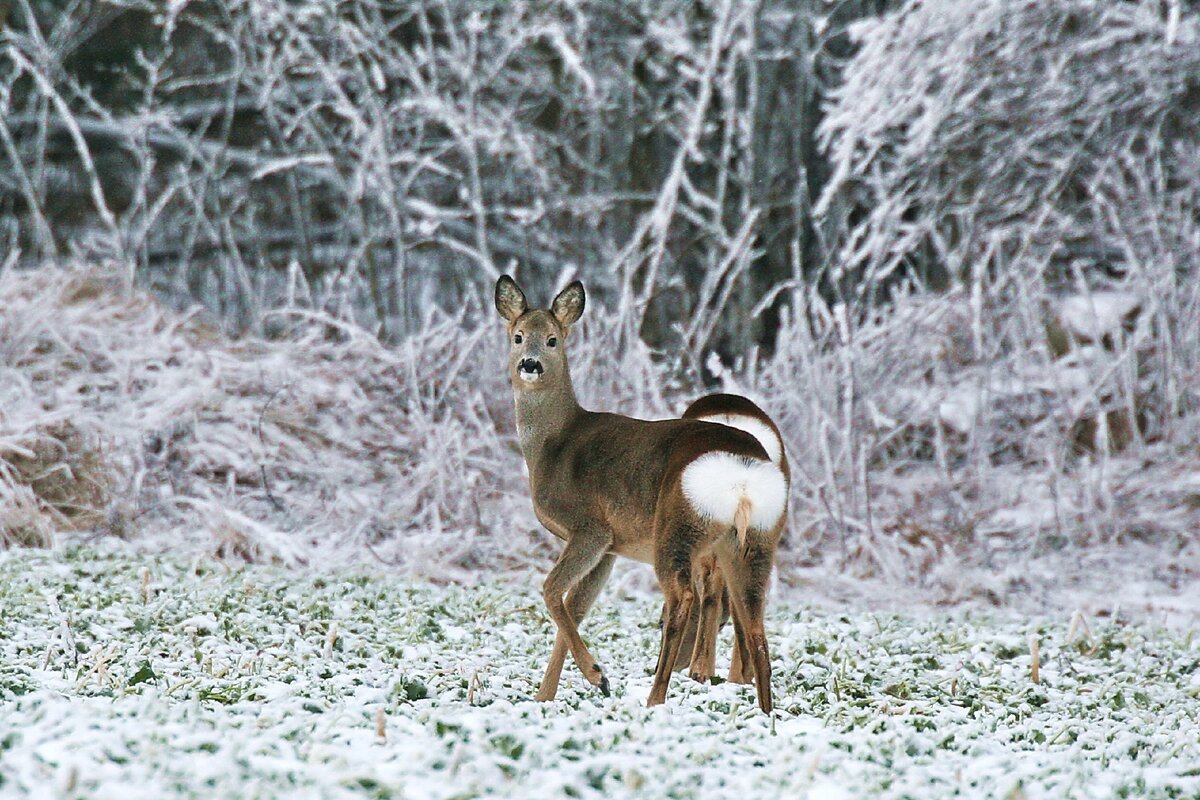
(541, 531, 613, 697)
(536, 553, 614, 701)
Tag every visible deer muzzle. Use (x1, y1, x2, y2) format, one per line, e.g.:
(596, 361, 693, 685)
(518, 358, 544, 382)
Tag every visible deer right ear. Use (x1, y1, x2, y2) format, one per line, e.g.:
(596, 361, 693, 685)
(495, 275, 528, 322)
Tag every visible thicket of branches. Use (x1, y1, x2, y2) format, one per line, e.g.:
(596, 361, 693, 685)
(0, 0, 898, 356)
(2, 0, 1199, 592)
(768, 0, 1200, 583)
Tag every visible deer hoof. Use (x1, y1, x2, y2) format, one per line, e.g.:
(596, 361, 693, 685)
(598, 674, 611, 697)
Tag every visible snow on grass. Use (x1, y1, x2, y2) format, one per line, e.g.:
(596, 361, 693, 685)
(2, 549, 1197, 799)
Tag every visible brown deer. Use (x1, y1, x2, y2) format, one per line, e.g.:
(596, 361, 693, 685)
(680, 393, 790, 687)
(495, 275, 788, 712)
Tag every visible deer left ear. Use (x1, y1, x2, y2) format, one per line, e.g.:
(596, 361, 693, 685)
(551, 281, 585, 329)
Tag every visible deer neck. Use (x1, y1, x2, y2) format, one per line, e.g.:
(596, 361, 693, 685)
(513, 373, 582, 467)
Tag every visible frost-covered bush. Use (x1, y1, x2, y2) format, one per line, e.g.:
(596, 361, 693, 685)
(0, 0, 841, 355)
(0, 265, 681, 579)
(761, 0, 1200, 584)
(0, 266, 504, 574)
(814, 0, 1200, 451)
(2, 259, 1197, 595)
(818, 0, 1200, 294)
(3, 0, 1200, 600)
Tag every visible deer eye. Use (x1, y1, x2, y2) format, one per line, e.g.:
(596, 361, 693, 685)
(547, 336, 558, 348)
(514, 333, 523, 344)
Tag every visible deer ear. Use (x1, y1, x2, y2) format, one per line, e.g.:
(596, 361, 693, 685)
(550, 280, 585, 328)
(495, 275, 528, 322)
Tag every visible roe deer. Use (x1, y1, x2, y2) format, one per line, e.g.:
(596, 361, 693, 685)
(679, 393, 790, 687)
(495, 275, 788, 712)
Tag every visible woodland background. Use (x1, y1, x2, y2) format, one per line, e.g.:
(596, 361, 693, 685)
(2, 0, 1199, 604)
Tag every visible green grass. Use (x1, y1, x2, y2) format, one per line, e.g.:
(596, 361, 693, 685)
(0, 548, 1197, 799)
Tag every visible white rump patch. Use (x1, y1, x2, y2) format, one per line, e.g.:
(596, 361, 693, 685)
(681, 452, 787, 531)
(693, 413, 784, 465)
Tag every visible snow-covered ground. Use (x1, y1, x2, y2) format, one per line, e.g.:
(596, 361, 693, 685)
(2, 547, 1197, 799)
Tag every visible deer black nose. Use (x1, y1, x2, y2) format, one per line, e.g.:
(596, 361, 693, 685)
(518, 358, 544, 374)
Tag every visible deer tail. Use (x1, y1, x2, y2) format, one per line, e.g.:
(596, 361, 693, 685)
(734, 495, 753, 554)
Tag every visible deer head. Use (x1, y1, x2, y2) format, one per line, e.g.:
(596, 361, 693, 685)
(494, 275, 585, 394)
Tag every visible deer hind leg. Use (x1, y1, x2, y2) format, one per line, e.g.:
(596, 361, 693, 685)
(687, 553, 725, 684)
(726, 588, 753, 684)
(541, 531, 613, 697)
(648, 519, 704, 707)
(536, 553, 614, 701)
(668, 600, 701, 673)
(717, 538, 776, 713)
(647, 570, 695, 707)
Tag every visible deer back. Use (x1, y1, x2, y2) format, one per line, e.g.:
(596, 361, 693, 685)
(527, 411, 777, 561)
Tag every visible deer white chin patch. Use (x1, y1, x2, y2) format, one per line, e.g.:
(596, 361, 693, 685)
(519, 372, 540, 383)
(681, 452, 787, 530)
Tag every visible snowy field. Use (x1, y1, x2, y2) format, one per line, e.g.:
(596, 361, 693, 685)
(5, 1, 1200, 795)
(2, 548, 1198, 800)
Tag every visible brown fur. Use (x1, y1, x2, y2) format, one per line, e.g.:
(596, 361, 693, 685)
(496, 276, 787, 712)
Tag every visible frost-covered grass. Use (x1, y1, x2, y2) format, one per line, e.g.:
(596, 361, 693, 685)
(2, 549, 1198, 799)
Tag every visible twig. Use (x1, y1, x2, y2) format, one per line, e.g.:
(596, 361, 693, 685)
(256, 385, 288, 513)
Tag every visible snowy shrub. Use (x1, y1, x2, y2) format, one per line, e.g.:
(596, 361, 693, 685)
(0, 266, 504, 574)
(0, 265, 685, 579)
(763, 0, 1200, 583)
(818, 0, 1200, 296)
(2, 0, 1198, 600)
(0, 0, 843, 355)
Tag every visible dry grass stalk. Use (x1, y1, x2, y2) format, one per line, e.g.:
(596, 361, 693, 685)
(323, 623, 339, 661)
(375, 707, 386, 742)
(1029, 635, 1041, 685)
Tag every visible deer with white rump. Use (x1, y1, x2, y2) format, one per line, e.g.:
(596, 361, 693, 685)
(495, 275, 788, 712)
